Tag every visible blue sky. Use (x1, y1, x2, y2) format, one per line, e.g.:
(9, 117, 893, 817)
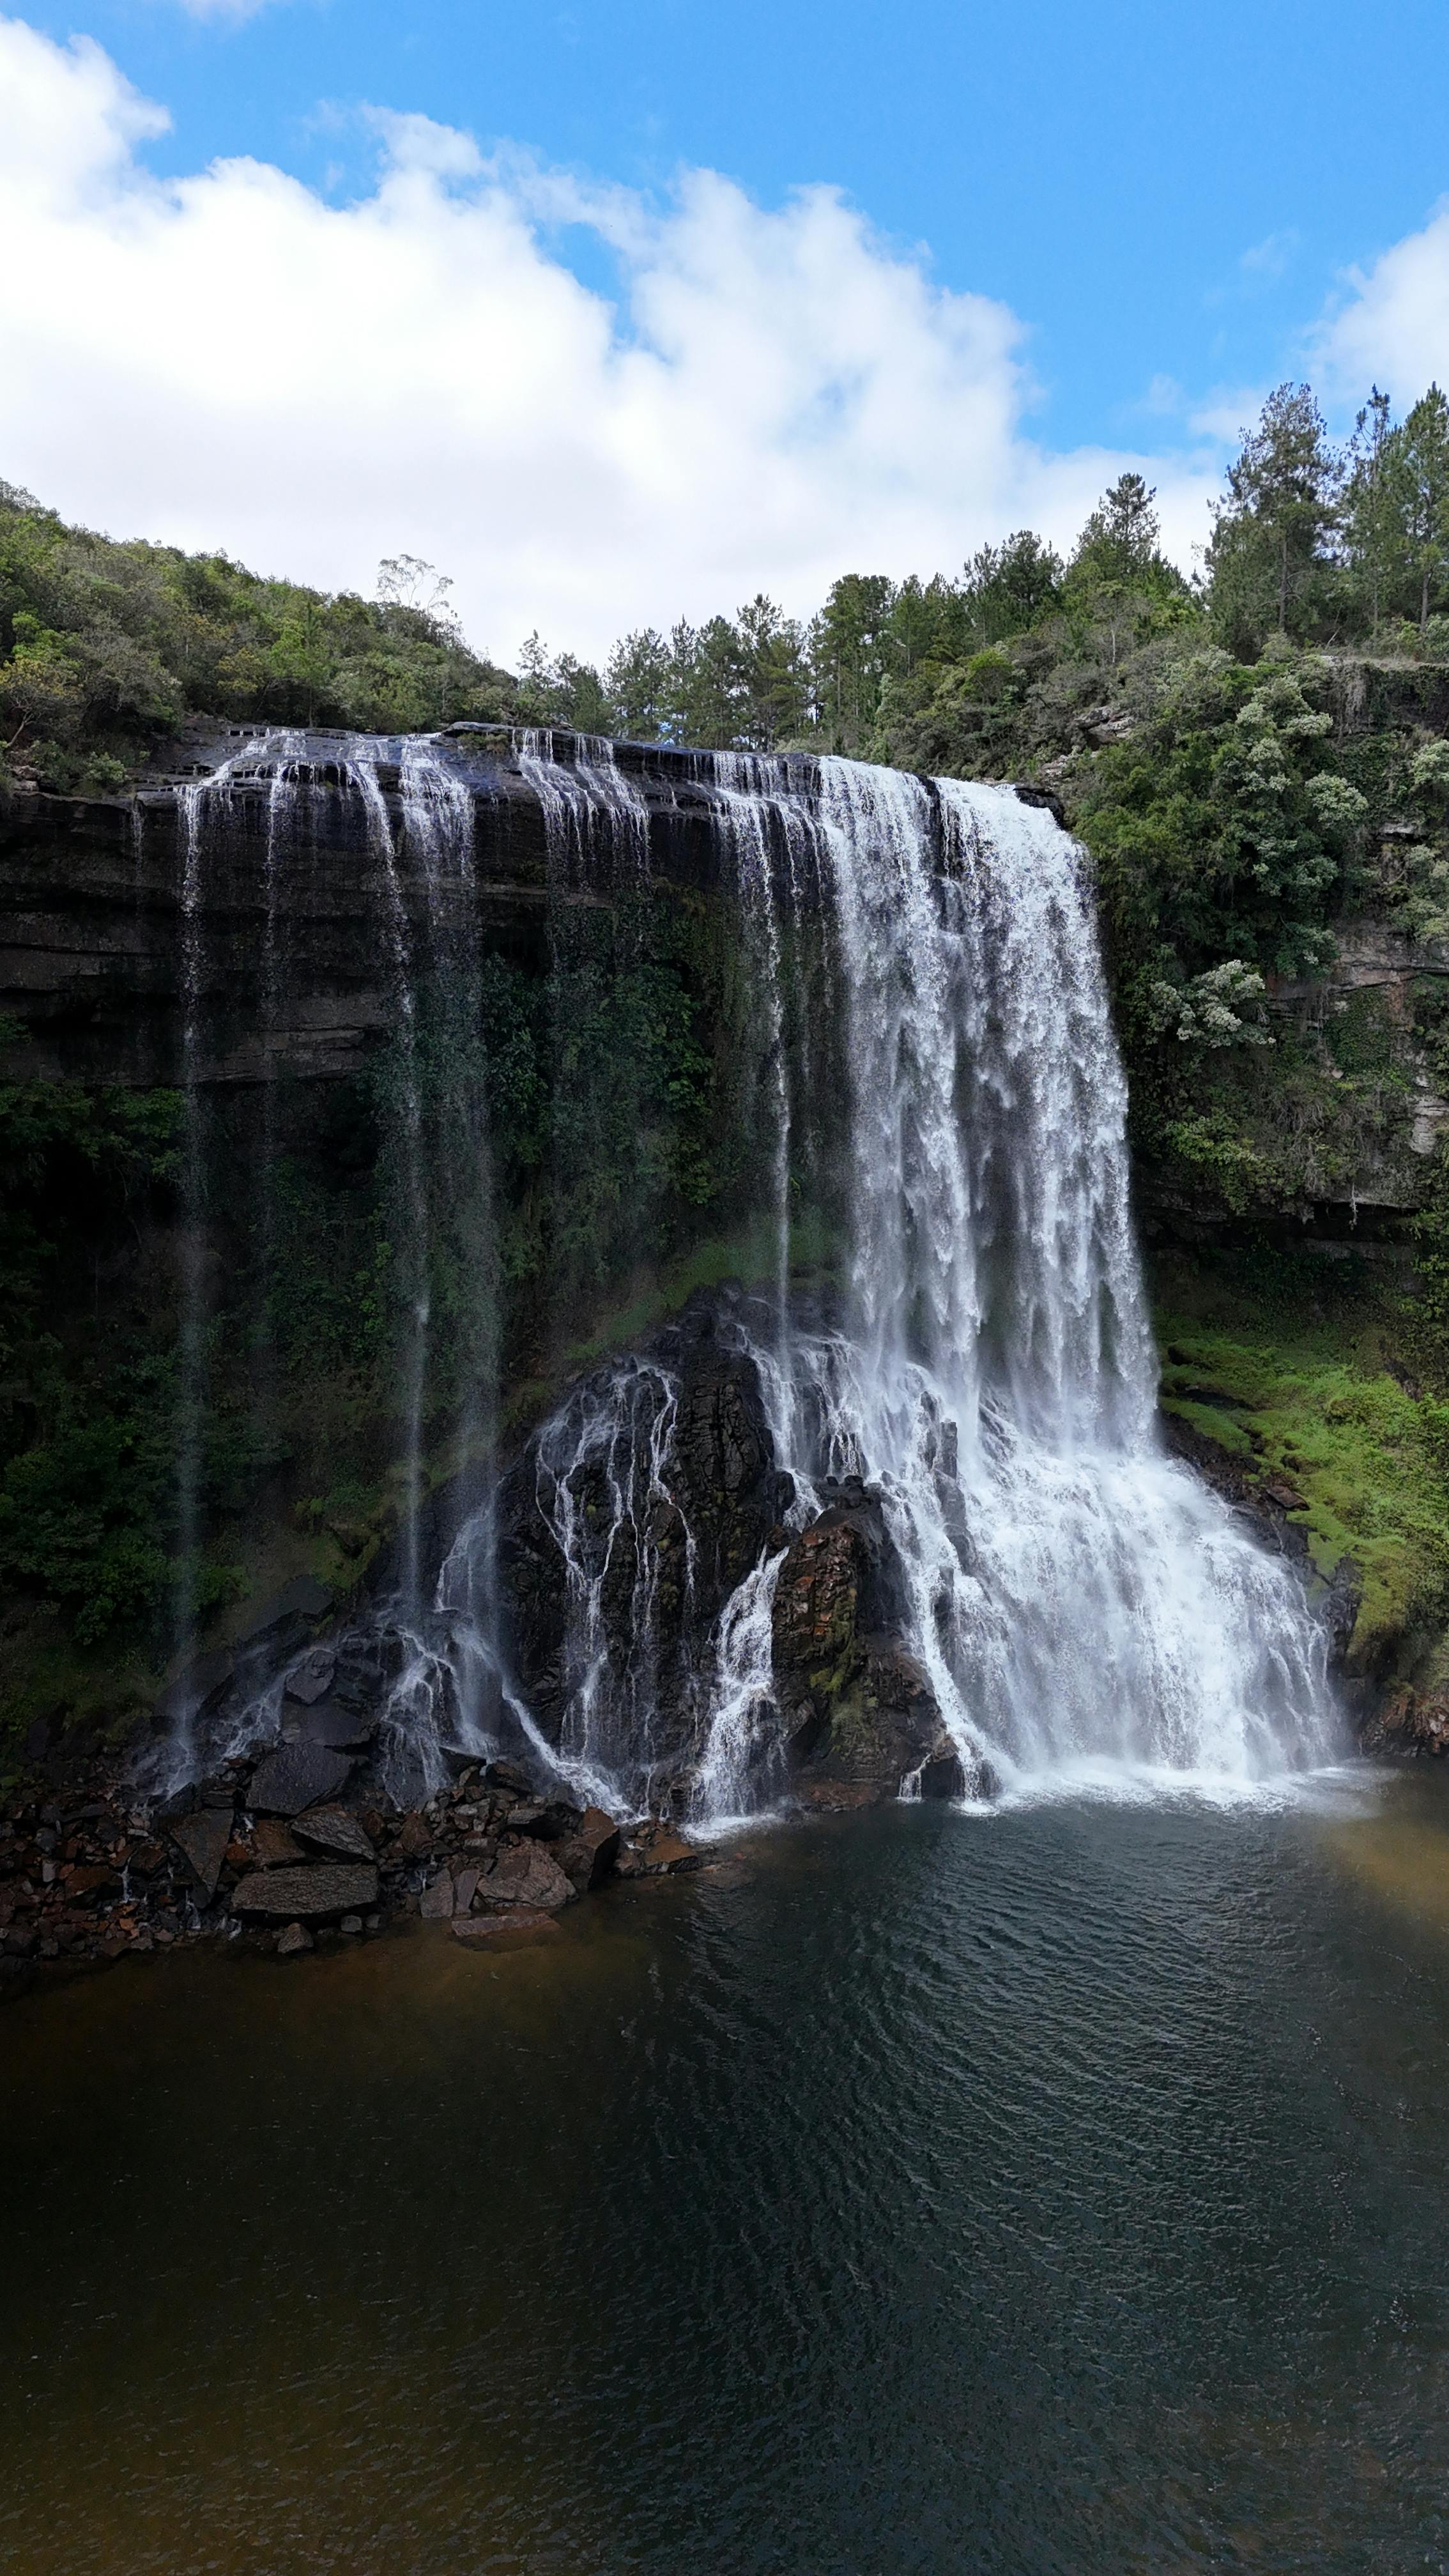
(5, 1, 1449, 654)
(22, 0, 1449, 452)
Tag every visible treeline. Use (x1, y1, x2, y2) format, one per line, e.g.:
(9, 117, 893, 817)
(521, 379, 1449, 758)
(6, 377, 1449, 794)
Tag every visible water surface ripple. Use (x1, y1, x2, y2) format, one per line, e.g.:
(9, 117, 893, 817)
(4, 1785, 1449, 2573)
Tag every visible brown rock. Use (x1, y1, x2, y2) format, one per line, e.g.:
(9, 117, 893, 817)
(248, 1818, 307, 1869)
(418, 1875, 455, 1919)
(640, 1830, 703, 1876)
(452, 1909, 562, 1947)
(479, 1842, 576, 1912)
(453, 1864, 481, 1913)
(291, 1805, 374, 1862)
(66, 1862, 125, 1905)
(166, 1807, 234, 1901)
(555, 1806, 620, 1892)
(396, 1813, 433, 1860)
(231, 1864, 379, 1921)
(276, 1921, 314, 1956)
(773, 1514, 867, 1673)
(1363, 1687, 1449, 1758)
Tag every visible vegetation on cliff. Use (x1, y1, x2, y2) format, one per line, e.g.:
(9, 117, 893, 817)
(0, 489, 516, 791)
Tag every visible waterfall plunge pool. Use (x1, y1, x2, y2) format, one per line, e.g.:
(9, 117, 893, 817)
(4, 1768, 1449, 2574)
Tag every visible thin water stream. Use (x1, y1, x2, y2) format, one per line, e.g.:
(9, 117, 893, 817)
(3, 1772, 1449, 2573)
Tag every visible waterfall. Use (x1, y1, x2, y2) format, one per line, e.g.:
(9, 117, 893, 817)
(157, 726, 1338, 1814)
(165, 731, 305, 1773)
(157, 727, 495, 1786)
(692, 761, 1335, 1803)
(692, 1547, 790, 1825)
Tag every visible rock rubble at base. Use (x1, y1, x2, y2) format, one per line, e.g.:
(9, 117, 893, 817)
(0, 1752, 713, 1997)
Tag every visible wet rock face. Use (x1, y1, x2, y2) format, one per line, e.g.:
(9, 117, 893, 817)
(668, 1335, 789, 1597)
(1363, 1689, 1449, 1757)
(493, 1299, 792, 1779)
(770, 1486, 945, 1793)
(0, 1745, 638, 1993)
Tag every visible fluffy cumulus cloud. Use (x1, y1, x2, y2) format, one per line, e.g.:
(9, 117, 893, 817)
(0, 15, 1222, 660)
(1315, 201, 1449, 411)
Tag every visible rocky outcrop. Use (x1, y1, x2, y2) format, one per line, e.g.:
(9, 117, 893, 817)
(1362, 1687, 1449, 1758)
(0, 724, 877, 1091)
(493, 1296, 792, 1781)
(0, 1747, 652, 1994)
(769, 1482, 965, 1798)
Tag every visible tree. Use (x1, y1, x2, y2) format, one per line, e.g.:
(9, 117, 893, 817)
(1207, 383, 1340, 648)
(376, 555, 459, 637)
(605, 627, 675, 740)
(1062, 475, 1193, 666)
(1388, 385, 1449, 635)
(675, 615, 746, 747)
(516, 634, 611, 732)
(809, 573, 896, 752)
(1071, 472, 1161, 583)
(734, 594, 809, 749)
(1342, 388, 1399, 640)
(959, 531, 1062, 647)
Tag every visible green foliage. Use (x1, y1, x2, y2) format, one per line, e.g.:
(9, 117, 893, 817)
(1206, 383, 1341, 651)
(0, 492, 516, 784)
(1155, 1252, 1449, 1673)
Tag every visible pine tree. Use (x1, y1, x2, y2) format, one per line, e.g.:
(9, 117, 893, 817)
(605, 627, 674, 739)
(1388, 384, 1449, 635)
(1208, 383, 1340, 648)
(959, 532, 1062, 647)
(1342, 390, 1398, 641)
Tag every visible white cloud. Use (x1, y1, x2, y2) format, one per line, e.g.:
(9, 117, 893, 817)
(169, 0, 285, 23)
(1314, 201, 1449, 410)
(0, 13, 1220, 662)
(1239, 229, 1298, 285)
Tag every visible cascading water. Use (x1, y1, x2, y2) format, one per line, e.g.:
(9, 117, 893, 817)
(691, 761, 1336, 1804)
(157, 727, 497, 1788)
(160, 724, 1339, 1818)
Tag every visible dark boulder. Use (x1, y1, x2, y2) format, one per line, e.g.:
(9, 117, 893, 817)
(166, 1806, 234, 1901)
(917, 1744, 967, 1799)
(247, 1742, 353, 1817)
(555, 1805, 620, 1891)
(284, 1647, 337, 1706)
(232, 1863, 378, 1920)
(771, 1492, 942, 1795)
(478, 1842, 576, 1912)
(291, 1805, 375, 1862)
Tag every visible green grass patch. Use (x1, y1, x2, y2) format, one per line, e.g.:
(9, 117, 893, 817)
(1153, 1245, 1449, 1675)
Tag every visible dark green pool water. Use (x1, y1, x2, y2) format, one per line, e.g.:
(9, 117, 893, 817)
(4, 1775, 1449, 2574)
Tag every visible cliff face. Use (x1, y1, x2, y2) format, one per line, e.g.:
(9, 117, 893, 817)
(8, 717, 1448, 1236)
(0, 723, 746, 1089)
(2, 724, 1443, 1784)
